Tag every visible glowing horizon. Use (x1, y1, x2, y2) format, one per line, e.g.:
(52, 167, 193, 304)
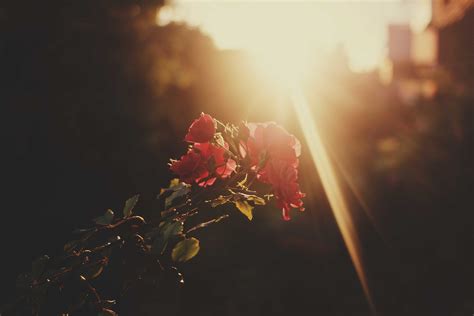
(158, 0, 431, 72)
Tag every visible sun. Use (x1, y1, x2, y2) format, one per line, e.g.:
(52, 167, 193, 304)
(249, 40, 314, 91)
(157, 2, 318, 89)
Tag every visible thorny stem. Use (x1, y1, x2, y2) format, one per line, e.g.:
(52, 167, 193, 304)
(82, 278, 101, 305)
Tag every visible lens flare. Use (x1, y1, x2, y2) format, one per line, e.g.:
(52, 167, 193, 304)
(290, 83, 376, 315)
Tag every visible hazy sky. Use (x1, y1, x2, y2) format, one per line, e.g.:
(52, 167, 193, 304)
(160, 0, 431, 71)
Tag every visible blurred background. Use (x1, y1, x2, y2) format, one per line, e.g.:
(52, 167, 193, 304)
(1, 0, 473, 315)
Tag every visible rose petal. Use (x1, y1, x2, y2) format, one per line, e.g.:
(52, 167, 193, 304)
(185, 113, 216, 143)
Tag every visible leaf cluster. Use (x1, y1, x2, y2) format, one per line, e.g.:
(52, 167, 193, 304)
(4, 172, 269, 315)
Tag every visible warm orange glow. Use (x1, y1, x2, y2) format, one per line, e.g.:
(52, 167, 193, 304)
(158, 0, 432, 74)
(156, 1, 433, 312)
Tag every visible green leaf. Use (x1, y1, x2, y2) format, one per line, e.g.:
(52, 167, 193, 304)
(94, 209, 114, 226)
(247, 195, 266, 205)
(123, 194, 139, 218)
(169, 178, 180, 188)
(209, 195, 232, 207)
(233, 191, 266, 206)
(235, 200, 253, 221)
(164, 182, 190, 209)
(160, 221, 184, 238)
(159, 178, 180, 196)
(151, 221, 184, 255)
(32, 255, 50, 279)
(171, 238, 200, 263)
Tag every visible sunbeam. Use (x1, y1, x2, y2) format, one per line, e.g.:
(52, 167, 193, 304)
(290, 83, 377, 315)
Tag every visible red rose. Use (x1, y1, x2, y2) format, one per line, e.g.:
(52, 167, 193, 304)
(185, 113, 216, 143)
(244, 122, 300, 168)
(240, 122, 304, 220)
(238, 121, 250, 140)
(194, 142, 236, 186)
(170, 150, 209, 185)
(261, 159, 305, 221)
(171, 142, 236, 187)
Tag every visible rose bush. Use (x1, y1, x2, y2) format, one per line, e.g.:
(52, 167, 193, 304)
(172, 115, 305, 220)
(4, 113, 304, 315)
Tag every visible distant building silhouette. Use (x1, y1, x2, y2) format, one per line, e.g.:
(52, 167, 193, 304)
(383, 0, 474, 103)
(430, 0, 474, 83)
(383, 23, 437, 104)
(388, 25, 412, 64)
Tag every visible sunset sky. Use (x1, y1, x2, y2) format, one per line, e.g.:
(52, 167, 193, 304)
(158, 0, 432, 72)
